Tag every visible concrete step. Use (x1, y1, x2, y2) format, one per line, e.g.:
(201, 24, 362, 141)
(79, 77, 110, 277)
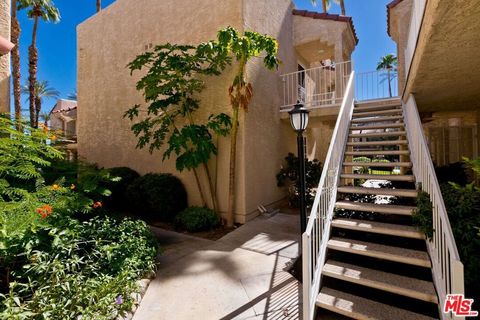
(354, 104, 402, 113)
(337, 186, 418, 198)
(327, 237, 431, 267)
(317, 288, 435, 320)
(335, 200, 416, 216)
(349, 131, 407, 139)
(353, 109, 403, 118)
(323, 260, 438, 303)
(345, 150, 410, 156)
(350, 123, 404, 131)
(331, 218, 424, 239)
(343, 161, 413, 168)
(347, 140, 408, 147)
(340, 173, 415, 182)
(355, 98, 402, 109)
(351, 115, 404, 123)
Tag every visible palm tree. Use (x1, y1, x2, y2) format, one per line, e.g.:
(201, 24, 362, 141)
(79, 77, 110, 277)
(11, 1, 29, 127)
(96, 0, 101, 12)
(67, 89, 77, 100)
(311, 0, 346, 15)
(21, 80, 59, 124)
(377, 54, 398, 97)
(39, 111, 50, 127)
(19, 0, 60, 128)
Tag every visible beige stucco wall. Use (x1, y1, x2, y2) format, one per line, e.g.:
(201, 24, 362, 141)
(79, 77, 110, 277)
(0, 0, 10, 113)
(388, 0, 413, 94)
(77, 0, 356, 223)
(77, 0, 248, 221)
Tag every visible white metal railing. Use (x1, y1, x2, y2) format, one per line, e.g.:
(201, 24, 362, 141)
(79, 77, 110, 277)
(302, 72, 355, 320)
(281, 61, 352, 112)
(355, 69, 399, 101)
(403, 95, 465, 320)
(405, 0, 427, 78)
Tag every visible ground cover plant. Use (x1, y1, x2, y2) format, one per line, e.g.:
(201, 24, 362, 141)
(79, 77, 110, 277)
(0, 116, 158, 319)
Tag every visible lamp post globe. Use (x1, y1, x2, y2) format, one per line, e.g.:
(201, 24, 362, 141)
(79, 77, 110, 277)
(289, 102, 309, 233)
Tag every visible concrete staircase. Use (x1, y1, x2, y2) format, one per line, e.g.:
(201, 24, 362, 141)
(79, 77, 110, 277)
(315, 101, 439, 319)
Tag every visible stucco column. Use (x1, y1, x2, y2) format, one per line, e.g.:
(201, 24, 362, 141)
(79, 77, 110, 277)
(334, 42, 345, 103)
(0, 0, 11, 113)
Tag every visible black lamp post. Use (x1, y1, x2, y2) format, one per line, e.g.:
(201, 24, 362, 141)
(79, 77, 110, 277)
(289, 102, 309, 233)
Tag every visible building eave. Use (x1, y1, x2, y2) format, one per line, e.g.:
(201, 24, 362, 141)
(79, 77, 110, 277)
(387, 0, 405, 37)
(292, 9, 359, 45)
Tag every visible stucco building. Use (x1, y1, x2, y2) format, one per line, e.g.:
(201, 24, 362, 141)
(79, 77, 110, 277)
(77, 0, 357, 223)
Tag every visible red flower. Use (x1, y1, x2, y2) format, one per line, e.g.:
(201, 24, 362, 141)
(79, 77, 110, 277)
(36, 204, 53, 219)
(93, 201, 103, 209)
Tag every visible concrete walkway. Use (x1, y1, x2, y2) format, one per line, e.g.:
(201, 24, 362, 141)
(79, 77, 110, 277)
(133, 213, 302, 320)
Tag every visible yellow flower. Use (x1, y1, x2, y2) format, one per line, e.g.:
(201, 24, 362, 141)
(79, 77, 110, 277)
(51, 184, 60, 191)
(50, 135, 57, 141)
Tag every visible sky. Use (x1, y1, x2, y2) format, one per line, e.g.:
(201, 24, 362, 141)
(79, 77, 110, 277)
(14, 0, 396, 114)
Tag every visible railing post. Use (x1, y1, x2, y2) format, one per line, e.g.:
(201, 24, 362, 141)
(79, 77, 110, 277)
(302, 232, 312, 320)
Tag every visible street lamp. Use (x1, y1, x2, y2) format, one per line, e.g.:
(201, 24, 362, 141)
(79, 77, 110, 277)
(288, 102, 309, 233)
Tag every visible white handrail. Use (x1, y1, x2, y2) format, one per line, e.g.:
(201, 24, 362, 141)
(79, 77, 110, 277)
(302, 71, 355, 320)
(281, 61, 352, 112)
(403, 95, 464, 320)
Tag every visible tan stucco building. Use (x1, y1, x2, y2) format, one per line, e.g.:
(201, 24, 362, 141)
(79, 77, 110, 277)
(77, 0, 357, 223)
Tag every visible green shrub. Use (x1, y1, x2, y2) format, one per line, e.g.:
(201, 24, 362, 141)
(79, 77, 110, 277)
(413, 182, 480, 302)
(127, 173, 188, 221)
(276, 153, 322, 208)
(174, 206, 219, 232)
(104, 167, 140, 209)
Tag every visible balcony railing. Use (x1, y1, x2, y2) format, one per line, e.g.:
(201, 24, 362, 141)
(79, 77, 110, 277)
(355, 69, 399, 101)
(280, 61, 352, 112)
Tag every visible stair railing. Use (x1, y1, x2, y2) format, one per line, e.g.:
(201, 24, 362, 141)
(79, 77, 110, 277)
(403, 94, 465, 320)
(302, 71, 355, 320)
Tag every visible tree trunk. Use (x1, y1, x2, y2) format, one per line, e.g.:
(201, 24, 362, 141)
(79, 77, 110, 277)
(322, 0, 328, 13)
(387, 69, 392, 97)
(97, 0, 101, 12)
(11, 1, 22, 128)
(203, 162, 218, 214)
(340, 0, 346, 15)
(28, 16, 39, 128)
(35, 97, 41, 127)
(192, 167, 207, 207)
(226, 106, 239, 227)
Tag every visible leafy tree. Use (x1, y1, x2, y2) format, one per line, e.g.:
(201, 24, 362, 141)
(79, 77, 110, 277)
(215, 27, 279, 226)
(21, 80, 59, 122)
(377, 54, 398, 97)
(19, 0, 60, 128)
(125, 43, 231, 214)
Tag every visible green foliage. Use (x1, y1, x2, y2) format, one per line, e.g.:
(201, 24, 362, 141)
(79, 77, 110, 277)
(127, 173, 188, 221)
(174, 206, 219, 232)
(413, 191, 434, 240)
(0, 119, 158, 319)
(0, 115, 62, 200)
(1, 216, 157, 319)
(276, 153, 322, 208)
(414, 179, 480, 300)
(124, 42, 232, 167)
(103, 167, 140, 209)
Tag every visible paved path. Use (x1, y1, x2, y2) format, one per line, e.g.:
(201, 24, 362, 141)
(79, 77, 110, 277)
(133, 213, 302, 320)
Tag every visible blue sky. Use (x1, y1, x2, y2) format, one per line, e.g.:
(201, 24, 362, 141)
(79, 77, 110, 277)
(14, 0, 396, 114)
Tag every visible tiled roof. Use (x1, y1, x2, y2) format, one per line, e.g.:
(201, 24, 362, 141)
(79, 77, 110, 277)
(292, 9, 359, 45)
(51, 105, 77, 114)
(387, 0, 405, 37)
